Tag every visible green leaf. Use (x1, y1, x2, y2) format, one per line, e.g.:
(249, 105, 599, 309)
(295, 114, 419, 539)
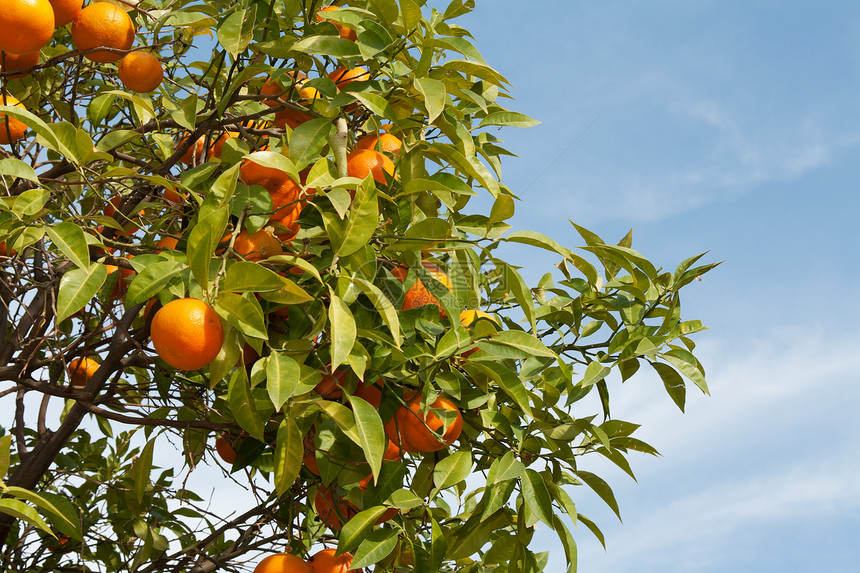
(577, 513, 606, 549)
(480, 330, 555, 359)
(328, 292, 356, 370)
(266, 352, 301, 411)
(290, 35, 361, 58)
(0, 498, 53, 536)
(662, 348, 709, 395)
(228, 368, 265, 440)
(470, 361, 533, 417)
(352, 277, 401, 347)
(651, 361, 686, 412)
(125, 261, 186, 306)
(0, 104, 74, 160)
(579, 360, 612, 388)
(13, 188, 49, 217)
(273, 416, 303, 496)
(337, 506, 389, 554)
(289, 118, 334, 168)
(335, 178, 379, 258)
(187, 201, 229, 292)
(317, 401, 360, 446)
(131, 439, 155, 504)
(414, 77, 446, 123)
(521, 469, 555, 529)
(349, 92, 396, 121)
(433, 450, 472, 489)
(217, 292, 268, 340)
(348, 395, 386, 482)
(0, 158, 38, 182)
(552, 515, 578, 573)
(222, 262, 288, 293)
(350, 528, 398, 570)
(490, 451, 525, 484)
(575, 470, 621, 520)
(479, 111, 540, 128)
(29, 491, 82, 540)
(217, 6, 256, 56)
(56, 264, 108, 322)
(0, 435, 10, 478)
(46, 222, 89, 270)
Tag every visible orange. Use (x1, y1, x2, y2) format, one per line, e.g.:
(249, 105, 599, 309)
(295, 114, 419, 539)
(162, 186, 184, 205)
(117, 51, 163, 92)
(260, 71, 307, 107)
(353, 379, 383, 408)
(254, 553, 312, 573)
(215, 435, 238, 464)
(106, 256, 135, 298)
(272, 203, 302, 242)
(71, 2, 135, 64)
(314, 366, 347, 399)
(154, 236, 178, 251)
(459, 309, 497, 327)
(240, 160, 302, 221)
(316, 6, 357, 42)
(390, 262, 453, 316)
(150, 298, 224, 371)
(303, 429, 319, 475)
(103, 195, 140, 236)
(49, 0, 82, 26)
(314, 486, 358, 530)
(179, 132, 232, 165)
(66, 357, 99, 388)
(355, 132, 402, 156)
(308, 548, 356, 573)
(384, 394, 463, 453)
(346, 149, 394, 185)
(274, 108, 314, 130)
(232, 228, 283, 261)
(1, 50, 40, 79)
(0, 95, 29, 145)
(0, 0, 55, 56)
(328, 66, 369, 89)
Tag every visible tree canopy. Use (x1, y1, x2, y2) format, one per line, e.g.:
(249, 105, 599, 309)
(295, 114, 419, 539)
(0, 0, 717, 571)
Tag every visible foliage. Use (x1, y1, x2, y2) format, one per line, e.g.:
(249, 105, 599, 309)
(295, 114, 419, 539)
(0, 0, 717, 571)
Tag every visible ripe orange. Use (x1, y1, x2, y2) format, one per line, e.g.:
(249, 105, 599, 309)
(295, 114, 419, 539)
(346, 149, 394, 185)
(316, 6, 357, 42)
(390, 262, 453, 316)
(106, 256, 135, 298)
(178, 132, 232, 165)
(353, 379, 383, 408)
(260, 71, 307, 107)
(308, 548, 356, 573)
(355, 132, 402, 156)
(0, 95, 29, 145)
(0, 0, 55, 56)
(240, 160, 302, 221)
(71, 2, 135, 64)
(232, 228, 283, 261)
(66, 357, 99, 388)
(274, 108, 314, 130)
(1, 50, 40, 79)
(154, 236, 178, 251)
(314, 486, 358, 530)
(150, 298, 224, 371)
(384, 394, 463, 453)
(254, 553, 312, 573)
(314, 366, 347, 399)
(272, 203, 302, 242)
(215, 435, 238, 464)
(459, 309, 498, 327)
(117, 51, 163, 92)
(328, 66, 369, 89)
(49, 0, 83, 26)
(162, 186, 184, 205)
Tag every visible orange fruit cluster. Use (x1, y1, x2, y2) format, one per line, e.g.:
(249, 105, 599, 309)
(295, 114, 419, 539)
(254, 548, 357, 573)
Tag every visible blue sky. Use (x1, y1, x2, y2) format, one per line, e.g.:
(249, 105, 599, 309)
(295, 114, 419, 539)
(456, 1, 860, 571)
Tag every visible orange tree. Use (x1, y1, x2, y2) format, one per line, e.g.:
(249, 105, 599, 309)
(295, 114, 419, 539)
(0, 1, 718, 571)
